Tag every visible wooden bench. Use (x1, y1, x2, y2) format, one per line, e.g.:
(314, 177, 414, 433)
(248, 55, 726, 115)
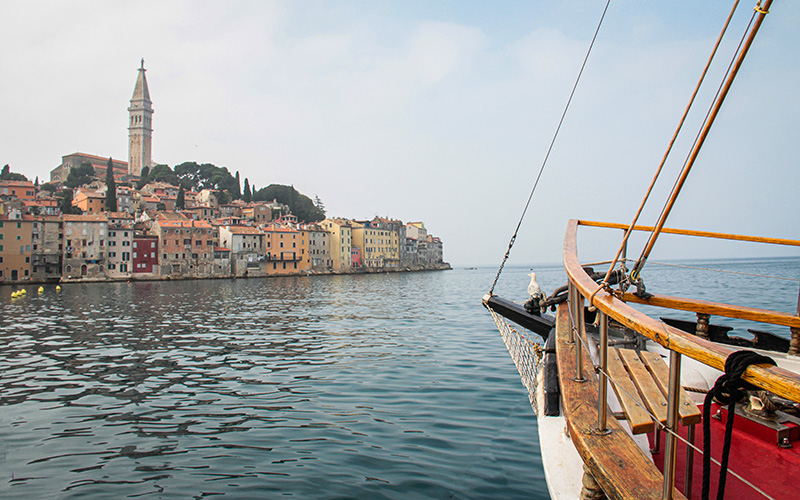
(607, 348, 701, 434)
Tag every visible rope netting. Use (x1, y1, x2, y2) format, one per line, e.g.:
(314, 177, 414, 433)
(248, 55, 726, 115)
(488, 305, 544, 413)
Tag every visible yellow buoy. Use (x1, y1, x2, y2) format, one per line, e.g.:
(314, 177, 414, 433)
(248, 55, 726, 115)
(38, 286, 44, 294)
(56, 285, 62, 292)
(20, 289, 26, 295)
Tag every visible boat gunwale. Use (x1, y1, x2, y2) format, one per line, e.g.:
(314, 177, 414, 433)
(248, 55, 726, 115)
(563, 218, 800, 404)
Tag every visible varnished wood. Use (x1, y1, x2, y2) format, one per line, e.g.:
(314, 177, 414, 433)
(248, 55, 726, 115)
(619, 348, 668, 425)
(620, 292, 800, 329)
(576, 219, 800, 248)
(563, 219, 800, 404)
(639, 350, 702, 426)
(606, 348, 654, 434)
(555, 305, 687, 500)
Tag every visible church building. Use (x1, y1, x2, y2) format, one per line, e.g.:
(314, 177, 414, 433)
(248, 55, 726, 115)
(50, 60, 154, 183)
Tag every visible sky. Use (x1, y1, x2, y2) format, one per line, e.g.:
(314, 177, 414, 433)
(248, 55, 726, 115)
(2, 1, 799, 268)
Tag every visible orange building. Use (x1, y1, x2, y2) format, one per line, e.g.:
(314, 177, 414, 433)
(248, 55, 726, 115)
(0, 213, 34, 281)
(0, 180, 36, 200)
(263, 223, 310, 275)
(73, 188, 105, 213)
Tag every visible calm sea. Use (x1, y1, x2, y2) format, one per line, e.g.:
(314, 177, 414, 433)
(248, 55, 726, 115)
(1, 267, 550, 500)
(2, 258, 798, 499)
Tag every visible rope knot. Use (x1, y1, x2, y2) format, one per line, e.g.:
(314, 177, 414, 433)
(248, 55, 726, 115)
(702, 350, 776, 500)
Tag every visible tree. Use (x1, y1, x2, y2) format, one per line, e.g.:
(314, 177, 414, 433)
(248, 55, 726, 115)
(176, 184, 186, 210)
(258, 184, 325, 222)
(136, 165, 150, 189)
(234, 171, 241, 200)
(217, 190, 231, 205)
(65, 162, 96, 188)
(149, 164, 179, 185)
(58, 190, 82, 215)
(1, 164, 29, 182)
(105, 157, 117, 212)
(35, 176, 39, 187)
(41, 183, 58, 193)
(243, 178, 251, 203)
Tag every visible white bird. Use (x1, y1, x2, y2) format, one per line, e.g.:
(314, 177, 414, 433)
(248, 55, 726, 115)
(527, 272, 543, 298)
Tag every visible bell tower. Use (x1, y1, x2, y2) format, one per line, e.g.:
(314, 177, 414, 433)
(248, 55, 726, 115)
(128, 59, 153, 177)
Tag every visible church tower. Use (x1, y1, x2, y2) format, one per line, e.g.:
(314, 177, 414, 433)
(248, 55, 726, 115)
(128, 59, 153, 177)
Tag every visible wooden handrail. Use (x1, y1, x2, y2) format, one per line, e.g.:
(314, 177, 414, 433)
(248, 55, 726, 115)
(563, 219, 800, 403)
(577, 219, 800, 247)
(620, 292, 800, 329)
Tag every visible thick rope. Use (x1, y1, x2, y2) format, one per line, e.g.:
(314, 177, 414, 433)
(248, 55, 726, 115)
(701, 350, 776, 500)
(487, 0, 611, 295)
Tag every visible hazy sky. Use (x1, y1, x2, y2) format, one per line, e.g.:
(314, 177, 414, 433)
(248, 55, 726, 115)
(2, 1, 799, 267)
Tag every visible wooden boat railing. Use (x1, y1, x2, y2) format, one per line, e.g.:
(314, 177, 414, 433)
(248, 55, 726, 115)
(562, 219, 800, 499)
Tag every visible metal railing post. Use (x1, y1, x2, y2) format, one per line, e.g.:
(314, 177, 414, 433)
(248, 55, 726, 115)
(662, 350, 682, 500)
(575, 292, 586, 382)
(597, 311, 610, 433)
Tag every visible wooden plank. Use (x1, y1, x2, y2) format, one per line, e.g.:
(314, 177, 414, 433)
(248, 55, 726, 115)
(639, 350, 702, 426)
(606, 348, 654, 434)
(555, 304, 686, 500)
(618, 348, 668, 425)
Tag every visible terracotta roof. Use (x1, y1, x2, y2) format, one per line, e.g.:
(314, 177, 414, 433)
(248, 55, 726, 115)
(227, 226, 262, 235)
(156, 219, 212, 229)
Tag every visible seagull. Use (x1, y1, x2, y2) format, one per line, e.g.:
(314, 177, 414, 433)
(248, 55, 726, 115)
(525, 272, 546, 315)
(527, 272, 543, 299)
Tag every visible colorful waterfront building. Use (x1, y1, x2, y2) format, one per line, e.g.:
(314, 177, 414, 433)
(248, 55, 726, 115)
(62, 214, 109, 280)
(152, 219, 215, 278)
(132, 234, 159, 276)
(106, 212, 134, 279)
(219, 225, 265, 277)
(31, 215, 63, 282)
(319, 218, 352, 273)
(262, 223, 309, 275)
(0, 210, 34, 282)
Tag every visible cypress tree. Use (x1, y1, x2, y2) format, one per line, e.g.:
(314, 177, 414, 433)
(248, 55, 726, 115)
(176, 184, 186, 210)
(234, 171, 242, 200)
(243, 178, 252, 203)
(105, 157, 118, 212)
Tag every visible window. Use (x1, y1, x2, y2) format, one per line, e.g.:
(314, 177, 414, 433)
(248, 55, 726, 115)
(151, 252, 155, 258)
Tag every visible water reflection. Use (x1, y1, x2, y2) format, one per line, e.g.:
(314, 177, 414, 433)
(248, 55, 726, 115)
(1, 270, 545, 499)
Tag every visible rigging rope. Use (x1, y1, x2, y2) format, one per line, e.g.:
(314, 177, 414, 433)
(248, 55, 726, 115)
(598, 0, 741, 294)
(632, 2, 770, 280)
(488, 0, 611, 295)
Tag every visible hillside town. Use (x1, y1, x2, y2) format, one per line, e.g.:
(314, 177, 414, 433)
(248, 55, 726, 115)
(0, 62, 448, 284)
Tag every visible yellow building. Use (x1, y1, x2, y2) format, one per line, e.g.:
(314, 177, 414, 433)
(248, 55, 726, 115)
(0, 213, 34, 282)
(319, 218, 352, 272)
(351, 221, 393, 269)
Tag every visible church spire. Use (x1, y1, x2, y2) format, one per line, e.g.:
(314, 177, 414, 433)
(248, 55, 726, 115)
(128, 59, 154, 177)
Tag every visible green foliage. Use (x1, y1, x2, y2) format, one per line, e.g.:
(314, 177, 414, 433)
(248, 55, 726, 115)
(253, 184, 325, 223)
(148, 164, 180, 186)
(136, 166, 150, 189)
(234, 171, 241, 199)
(243, 178, 251, 203)
(65, 162, 96, 188)
(175, 162, 239, 195)
(105, 157, 117, 212)
(217, 190, 231, 205)
(41, 183, 58, 193)
(1, 164, 29, 182)
(58, 190, 82, 215)
(176, 184, 186, 210)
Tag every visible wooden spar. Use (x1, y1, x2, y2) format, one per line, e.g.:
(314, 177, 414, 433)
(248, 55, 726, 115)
(577, 219, 800, 247)
(564, 219, 800, 404)
(632, 0, 775, 275)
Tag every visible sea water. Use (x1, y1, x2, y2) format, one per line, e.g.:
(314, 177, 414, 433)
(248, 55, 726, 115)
(1, 258, 798, 499)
